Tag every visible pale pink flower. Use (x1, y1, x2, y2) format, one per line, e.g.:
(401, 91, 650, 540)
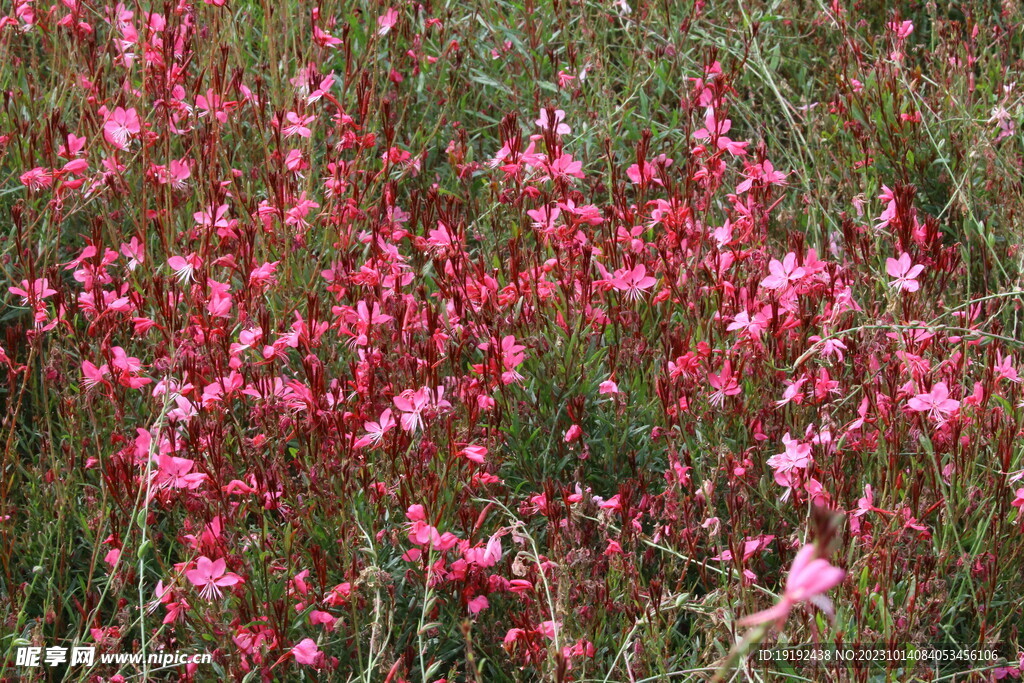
(737, 543, 845, 628)
(886, 252, 924, 292)
(291, 638, 322, 666)
(355, 408, 395, 447)
(377, 7, 398, 35)
(9, 278, 57, 303)
(468, 594, 489, 614)
(708, 360, 742, 406)
(20, 167, 53, 190)
(309, 610, 337, 630)
(103, 107, 141, 149)
(460, 444, 487, 464)
(760, 253, 805, 290)
(766, 433, 812, 488)
(185, 556, 243, 600)
(154, 454, 208, 490)
(535, 108, 571, 135)
(394, 387, 430, 432)
(610, 263, 657, 300)
(546, 153, 585, 181)
(464, 534, 503, 567)
(168, 254, 200, 283)
(538, 620, 561, 640)
(282, 111, 315, 138)
(81, 361, 110, 389)
(907, 382, 959, 423)
(120, 237, 145, 271)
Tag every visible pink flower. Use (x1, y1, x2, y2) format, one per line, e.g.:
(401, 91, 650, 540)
(538, 620, 561, 640)
(377, 7, 398, 35)
(103, 107, 141, 150)
(504, 628, 526, 646)
(291, 638, 322, 666)
(535, 108, 571, 135)
(20, 167, 53, 190)
(408, 520, 441, 548)
(466, 533, 503, 567)
(887, 19, 914, 39)
(886, 252, 924, 292)
(109, 347, 151, 389)
(776, 377, 807, 407)
(546, 153, 585, 181)
(81, 361, 110, 389)
(564, 424, 583, 443)
(711, 535, 775, 562)
(460, 444, 487, 464)
(196, 89, 235, 122)
(282, 111, 315, 138)
(627, 155, 672, 187)
(154, 454, 208, 490)
(427, 221, 456, 251)
(907, 382, 960, 423)
(120, 237, 145, 271)
(852, 484, 887, 517)
(152, 159, 191, 189)
(9, 278, 57, 303)
(468, 595, 489, 614)
(167, 254, 201, 283)
(994, 353, 1021, 384)
(875, 185, 897, 229)
(325, 582, 352, 606)
(405, 505, 459, 552)
(193, 204, 234, 234)
(727, 308, 770, 339)
(766, 433, 812, 488)
(394, 387, 430, 432)
(406, 504, 426, 522)
(185, 556, 243, 600)
(150, 580, 189, 624)
(609, 263, 657, 300)
(693, 107, 747, 155)
(760, 252, 805, 290)
(499, 335, 526, 384)
(737, 543, 845, 629)
(309, 610, 337, 630)
(707, 360, 742, 406)
(736, 159, 787, 193)
(355, 408, 395, 447)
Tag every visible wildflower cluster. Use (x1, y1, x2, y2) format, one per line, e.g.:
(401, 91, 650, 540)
(3, 1, 1024, 681)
